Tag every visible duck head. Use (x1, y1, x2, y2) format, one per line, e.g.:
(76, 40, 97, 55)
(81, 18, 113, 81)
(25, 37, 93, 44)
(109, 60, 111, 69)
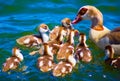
(12, 47, 24, 61)
(72, 5, 103, 25)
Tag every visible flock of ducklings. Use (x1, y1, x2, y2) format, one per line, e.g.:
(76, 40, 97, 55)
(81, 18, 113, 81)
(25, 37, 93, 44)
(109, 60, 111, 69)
(2, 17, 120, 77)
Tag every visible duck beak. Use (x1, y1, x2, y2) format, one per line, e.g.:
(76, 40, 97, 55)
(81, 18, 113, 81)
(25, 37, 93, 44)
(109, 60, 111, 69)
(72, 14, 82, 24)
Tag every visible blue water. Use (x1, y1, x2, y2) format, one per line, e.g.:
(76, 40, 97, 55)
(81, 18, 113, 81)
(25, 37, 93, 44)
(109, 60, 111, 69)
(0, 0, 120, 81)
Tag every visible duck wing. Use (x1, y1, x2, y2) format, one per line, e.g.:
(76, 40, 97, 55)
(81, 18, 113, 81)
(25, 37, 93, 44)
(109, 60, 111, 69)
(107, 31, 120, 44)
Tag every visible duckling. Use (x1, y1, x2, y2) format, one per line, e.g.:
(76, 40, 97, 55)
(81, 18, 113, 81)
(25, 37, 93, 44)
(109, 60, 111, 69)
(2, 47, 24, 72)
(16, 23, 50, 47)
(55, 29, 79, 60)
(75, 33, 92, 63)
(49, 18, 73, 41)
(37, 43, 55, 72)
(53, 54, 76, 77)
(104, 45, 120, 69)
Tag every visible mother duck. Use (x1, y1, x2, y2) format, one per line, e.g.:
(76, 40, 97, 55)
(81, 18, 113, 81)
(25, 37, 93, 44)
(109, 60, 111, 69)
(72, 5, 120, 55)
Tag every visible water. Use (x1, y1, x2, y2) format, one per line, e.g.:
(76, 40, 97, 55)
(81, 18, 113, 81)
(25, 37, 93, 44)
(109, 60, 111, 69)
(0, 0, 120, 81)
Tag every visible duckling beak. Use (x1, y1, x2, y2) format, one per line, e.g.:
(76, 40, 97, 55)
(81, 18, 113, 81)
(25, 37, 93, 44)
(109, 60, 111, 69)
(72, 14, 82, 24)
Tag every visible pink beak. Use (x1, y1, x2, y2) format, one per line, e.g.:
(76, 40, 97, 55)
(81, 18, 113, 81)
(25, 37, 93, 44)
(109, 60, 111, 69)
(72, 15, 82, 24)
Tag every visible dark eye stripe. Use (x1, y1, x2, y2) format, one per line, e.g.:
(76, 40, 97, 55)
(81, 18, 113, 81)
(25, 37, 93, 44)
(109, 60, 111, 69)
(78, 8, 88, 15)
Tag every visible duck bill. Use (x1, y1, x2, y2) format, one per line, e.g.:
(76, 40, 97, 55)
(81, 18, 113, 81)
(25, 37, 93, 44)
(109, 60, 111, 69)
(72, 15, 82, 24)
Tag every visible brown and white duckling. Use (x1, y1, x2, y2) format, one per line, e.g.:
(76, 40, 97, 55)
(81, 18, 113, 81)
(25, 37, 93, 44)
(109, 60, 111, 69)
(75, 33, 92, 63)
(49, 18, 73, 41)
(55, 29, 79, 60)
(104, 45, 120, 69)
(2, 47, 24, 72)
(53, 54, 76, 77)
(16, 23, 50, 47)
(72, 5, 120, 55)
(37, 43, 55, 72)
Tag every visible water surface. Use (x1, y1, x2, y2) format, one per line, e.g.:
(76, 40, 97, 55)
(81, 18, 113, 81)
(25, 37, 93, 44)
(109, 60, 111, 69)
(0, 0, 120, 81)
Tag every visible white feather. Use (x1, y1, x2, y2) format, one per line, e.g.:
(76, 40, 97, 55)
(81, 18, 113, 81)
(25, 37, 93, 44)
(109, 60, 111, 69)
(80, 52, 83, 57)
(68, 55, 76, 67)
(111, 60, 117, 66)
(14, 59, 19, 62)
(39, 61, 43, 67)
(65, 63, 71, 67)
(10, 63, 14, 69)
(48, 61, 52, 67)
(42, 33, 49, 43)
(87, 52, 91, 57)
(61, 67, 66, 73)
(15, 49, 24, 61)
(24, 38, 30, 44)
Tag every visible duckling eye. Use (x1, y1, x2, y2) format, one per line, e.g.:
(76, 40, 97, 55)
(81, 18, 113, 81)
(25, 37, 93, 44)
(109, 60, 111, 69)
(66, 22, 70, 25)
(43, 26, 48, 29)
(79, 8, 88, 15)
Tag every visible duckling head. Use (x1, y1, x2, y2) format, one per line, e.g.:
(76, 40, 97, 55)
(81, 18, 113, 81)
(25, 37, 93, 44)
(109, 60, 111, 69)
(61, 18, 73, 29)
(38, 23, 50, 33)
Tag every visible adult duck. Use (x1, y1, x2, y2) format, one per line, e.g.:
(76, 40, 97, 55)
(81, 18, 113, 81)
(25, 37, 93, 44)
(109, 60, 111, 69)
(72, 5, 120, 55)
(16, 24, 50, 47)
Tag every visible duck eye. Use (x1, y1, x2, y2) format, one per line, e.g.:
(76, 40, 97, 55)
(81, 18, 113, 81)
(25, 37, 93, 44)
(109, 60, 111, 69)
(79, 8, 88, 15)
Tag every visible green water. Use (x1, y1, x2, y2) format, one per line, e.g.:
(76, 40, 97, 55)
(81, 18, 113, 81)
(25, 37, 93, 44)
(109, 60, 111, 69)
(0, 0, 120, 81)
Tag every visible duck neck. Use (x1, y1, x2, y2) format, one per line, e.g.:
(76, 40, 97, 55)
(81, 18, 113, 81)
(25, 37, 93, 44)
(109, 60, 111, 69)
(56, 28, 65, 44)
(79, 34, 87, 47)
(91, 16, 104, 31)
(79, 42, 87, 47)
(14, 50, 23, 61)
(39, 31, 43, 42)
(56, 33, 62, 44)
(44, 44, 53, 57)
(40, 32, 49, 43)
(67, 30, 74, 45)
